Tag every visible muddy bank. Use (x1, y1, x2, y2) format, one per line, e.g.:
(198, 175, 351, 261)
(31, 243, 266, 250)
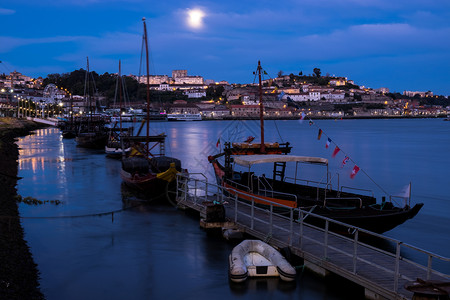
(0, 118, 45, 299)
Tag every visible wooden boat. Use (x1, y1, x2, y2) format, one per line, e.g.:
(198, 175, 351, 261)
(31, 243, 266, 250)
(229, 240, 296, 283)
(105, 61, 132, 158)
(120, 18, 185, 202)
(105, 127, 132, 158)
(208, 61, 423, 234)
(76, 57, 108, 149)
(60, 95, 77, 138)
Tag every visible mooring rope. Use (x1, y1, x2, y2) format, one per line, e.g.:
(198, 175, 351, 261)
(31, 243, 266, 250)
(0, 203, 144, 221)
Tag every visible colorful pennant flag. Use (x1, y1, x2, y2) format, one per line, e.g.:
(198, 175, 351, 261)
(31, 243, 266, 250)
(332, 146, 340, 158)
(216, 138, 220, 148)
(325, 138, 331, 149)
(298, 112, 306, 123)
(341, 156, 349, 168)
(350, 165, 360, 179)
(317, 129, 323, 140)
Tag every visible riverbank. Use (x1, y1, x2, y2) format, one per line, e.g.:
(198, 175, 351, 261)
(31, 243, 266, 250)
(0, 118, 45, 299)
(201, 114, 447, 121)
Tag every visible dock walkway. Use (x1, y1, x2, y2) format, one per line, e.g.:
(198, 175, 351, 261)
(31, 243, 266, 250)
(175, 174, 450, 300)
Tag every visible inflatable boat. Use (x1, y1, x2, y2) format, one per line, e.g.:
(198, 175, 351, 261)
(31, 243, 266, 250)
(228, 240, 296, 283)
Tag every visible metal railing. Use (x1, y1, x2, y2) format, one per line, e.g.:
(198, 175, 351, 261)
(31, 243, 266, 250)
(175, 173, 450, 296)
(340, 185, 375, 198)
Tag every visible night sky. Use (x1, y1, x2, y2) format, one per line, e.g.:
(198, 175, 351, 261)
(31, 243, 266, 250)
(1, 0, 449, 95)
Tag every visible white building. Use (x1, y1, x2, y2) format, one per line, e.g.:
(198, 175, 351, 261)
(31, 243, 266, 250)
(282, 92, 321, 102)
(329, 77, 347, 86)
(138, 75, 169, 85)
(172, 70, 187, 78)
(403, 90, 433, 97)
(184, 89, 206, 98)
(174, 76, 204, 85)
(322, 92, 346, 102)
(242, 95, 258, 105)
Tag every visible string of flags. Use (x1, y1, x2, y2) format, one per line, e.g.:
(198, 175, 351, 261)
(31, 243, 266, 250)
(306, 117, 360, 179)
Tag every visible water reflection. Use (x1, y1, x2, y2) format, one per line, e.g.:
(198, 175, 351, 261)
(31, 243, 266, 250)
(14, 120, 450, 299)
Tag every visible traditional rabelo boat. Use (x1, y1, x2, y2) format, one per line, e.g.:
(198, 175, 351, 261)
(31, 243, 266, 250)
(75, 57, 108, 149)
(105, 60, 132, 158)
(120, 18, 184, 202)
(208, 61, 423, 234)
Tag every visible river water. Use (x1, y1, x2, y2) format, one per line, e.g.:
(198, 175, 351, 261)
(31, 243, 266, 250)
(17, 118, 450, 299)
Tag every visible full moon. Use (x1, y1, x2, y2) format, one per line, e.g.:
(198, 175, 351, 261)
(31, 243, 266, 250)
(187, 9, 205, 29)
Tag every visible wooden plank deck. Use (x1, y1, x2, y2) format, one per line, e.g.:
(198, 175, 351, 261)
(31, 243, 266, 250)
(177, 189, 449, 300)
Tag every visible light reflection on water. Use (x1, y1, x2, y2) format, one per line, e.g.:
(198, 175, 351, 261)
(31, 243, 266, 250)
(16, 119, 450, 299)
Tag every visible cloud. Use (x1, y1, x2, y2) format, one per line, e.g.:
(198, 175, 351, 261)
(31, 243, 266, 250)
(0, 8, 15, 15)
(0, 36, 79, 53)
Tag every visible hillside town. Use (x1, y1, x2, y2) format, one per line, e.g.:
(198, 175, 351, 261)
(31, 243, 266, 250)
(0, 68, 449, 119)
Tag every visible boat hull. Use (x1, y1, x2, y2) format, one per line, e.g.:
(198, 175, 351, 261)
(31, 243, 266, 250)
(120, 156, 182, 204)
(211, 160, 423, 234)
(120, 169, 171, 202)
(105, 146, 130, 159)
(76, 132, 107, 149)
(302, 203, 424, 234)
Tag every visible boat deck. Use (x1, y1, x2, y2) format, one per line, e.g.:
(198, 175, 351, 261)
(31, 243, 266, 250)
(176, 174, 450, 300)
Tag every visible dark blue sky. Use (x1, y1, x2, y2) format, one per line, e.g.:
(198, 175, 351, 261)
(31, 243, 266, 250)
(1, 0, 449, 95)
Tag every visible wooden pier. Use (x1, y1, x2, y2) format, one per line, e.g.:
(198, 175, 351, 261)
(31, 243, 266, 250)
(175, 174, 450, 300)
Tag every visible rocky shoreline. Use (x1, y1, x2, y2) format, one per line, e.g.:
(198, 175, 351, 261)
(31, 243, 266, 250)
(0, 118, 45, 299)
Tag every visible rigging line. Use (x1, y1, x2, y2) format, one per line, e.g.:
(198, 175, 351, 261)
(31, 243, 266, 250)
(305, 116, 390, 196)
(113, 70, 119, 107)
(122, 75, 130, 106)
(0, 60, 11, 73)
(272, 120, 284, 143)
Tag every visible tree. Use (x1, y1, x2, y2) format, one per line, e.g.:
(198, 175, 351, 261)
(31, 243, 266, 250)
(277, 70, 284, 78)
(206, 85, 225, 99)
(313, 68, 321, 77)
(298, 71, 303, 76)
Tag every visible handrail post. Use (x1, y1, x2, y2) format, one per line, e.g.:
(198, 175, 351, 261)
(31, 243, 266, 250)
(216, 184, 220, 203)
(289, 208, 293, 246)
(394, 242, 402, 292)
(427, 255, 433, 280)
(324, 220, 329, 259)
(194, 179, 198, 200)
(184, 176, 188, 202)
(251, 196, 254, 230)
(353, 229, 358, 274)
(234, 193, 238, 222)
(269, 204, 273, 237)
(299, 210, 303, 248)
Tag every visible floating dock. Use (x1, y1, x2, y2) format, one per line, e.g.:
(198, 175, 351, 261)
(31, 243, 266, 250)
(175, 174, 450, 300)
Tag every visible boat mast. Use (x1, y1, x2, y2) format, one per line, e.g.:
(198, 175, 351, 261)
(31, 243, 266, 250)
(257, 61, 265, 153)
(85, 56, 91, 124)
(142, 17, 150, 156)
(119, 60, 123, 132)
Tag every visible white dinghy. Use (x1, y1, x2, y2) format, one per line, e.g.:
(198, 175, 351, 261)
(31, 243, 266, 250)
(228, 240, 296, 283)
